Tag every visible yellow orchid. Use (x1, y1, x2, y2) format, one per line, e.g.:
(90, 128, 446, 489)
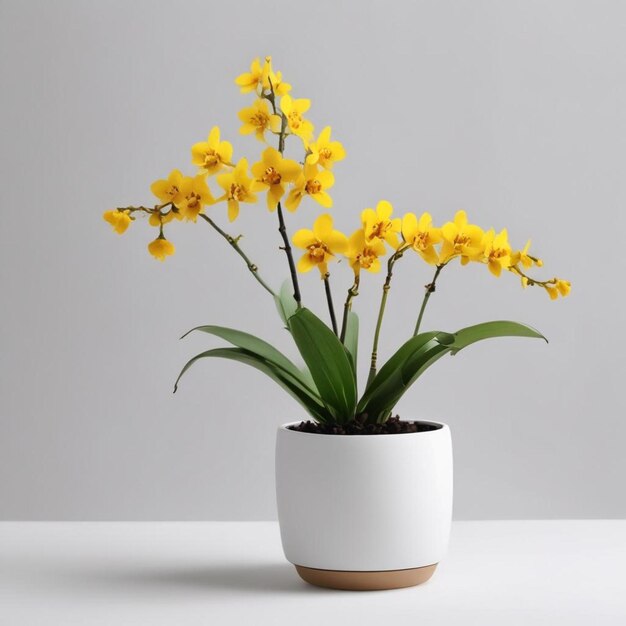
(306, 127, 346, 169)
(440, 210, 484, 265)
(235, 57, 291, 96)
(402, 212, 442, 264)
(148, 236, 175, 261)
(293, 214, 348, 275)
(216, 158, 257, 222)
(250, 148, 301, 211)
(238, 99, 273, 142)
(510, 240, 542, 269)
(103, 210, 132, 234)
(280, 95, 314, 143)
(346, 229, 387, 275)
(191, 127, 233, 176)
(545, 278, 572, 299)
(510, 263, 571, 299)
(285, 163, 334, 212)
(361, 200, 402, 248)
(556, 279, 571, 297)
(482, 228, 512, 277)
(150, 169, 185, 206)
(262, 56, 291, 95)
(177, 175, 214, 222)
(234, 58, 264, 94)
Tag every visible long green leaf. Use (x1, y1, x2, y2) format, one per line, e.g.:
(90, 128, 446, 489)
(173, 347, 330, 422)
(288, 308, 357, 423)
(359, 320, 546, 422)
(450, 320, 547, 354)
(359, 334, 453, 421)
(180, 324, 308, 385)
(357, 331, 440, 412)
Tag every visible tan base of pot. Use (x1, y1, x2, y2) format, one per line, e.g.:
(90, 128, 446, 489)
(295, 563, 437, 591)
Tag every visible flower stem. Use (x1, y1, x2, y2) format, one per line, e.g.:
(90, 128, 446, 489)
(199, 213, 275, 297)
(276, 201, 302, 306)
(413, 264, 444, 336)
(267, 79, 302, 307)
(367, 247, 407, 386)
(339, 275, 360, 343)
(323, 272, 338, 335)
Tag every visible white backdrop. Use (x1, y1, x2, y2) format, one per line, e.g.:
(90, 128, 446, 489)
(1, 0, 624, 519)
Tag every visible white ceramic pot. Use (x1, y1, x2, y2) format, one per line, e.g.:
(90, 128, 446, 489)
(275, 420, 453, 590)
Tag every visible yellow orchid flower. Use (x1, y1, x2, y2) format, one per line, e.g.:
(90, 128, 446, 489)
(191, 127, 233, 176)
(280, 95, 314, 143)
(293, 214, 348, 275)
(234, 58, 264, 94)
(556, 279, 571, 297)
(177, 175, 214, 222)
(402, 212, 442, 265)
(262, 56, 291, 95)
(482, 228, 512, 277)
(216, 158, 257, 222)
(440, 210, 484, 265)
(285, 163, 334, 212)
(543, 279, 571, 299)
(103, 209, 132, 234)
(361, 200, 401, 249)
(510, 262, 571, 299)
(250, 148, 301, 211)
(150, 169, 185, 206)
(346, 229, 387, 275)
(238, 99, 273, 142)
(148, 236, 175, 261)
(234, 57, 291, 96)
(510, 239, 542, 269)
(306, 127, 346, 169)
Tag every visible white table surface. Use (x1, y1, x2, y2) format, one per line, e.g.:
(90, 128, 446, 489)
(0, 521, 624, 625)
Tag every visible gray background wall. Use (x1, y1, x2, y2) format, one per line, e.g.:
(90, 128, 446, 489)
(1, 0, 624, 520)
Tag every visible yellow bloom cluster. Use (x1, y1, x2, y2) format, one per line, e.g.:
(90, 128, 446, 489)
(293, 203, 571, 300)
(103, 55, 569, 300)
(103, 55, 346, 261)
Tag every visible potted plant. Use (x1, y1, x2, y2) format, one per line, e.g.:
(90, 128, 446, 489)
(104, 56, 570, 591)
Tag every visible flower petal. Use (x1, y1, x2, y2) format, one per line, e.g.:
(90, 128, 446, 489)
(297, 253, 316, 273)
(402, 213, 418, 242)
(326, 230, 348, 254)
(376, 200, 393, 220)
(284, 190, 301, 212)
(208, 126, 220, 147)
(293, 229, 316, 249)
(227, 199, 239, 222)
(313, 214, 333, 239)
(313, 191, 333, 208)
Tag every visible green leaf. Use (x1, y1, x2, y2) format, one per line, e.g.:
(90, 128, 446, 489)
(274, 279, 298, 326)
(450, 320, 547, 354)
(358, 331, 440, 412)
(173, 347, 330, 423)
(288, 308, 357, 423)
(180, 324, 307, 385)
(343, 310, 359, 374)
(358, 333, 454, 421)
(358, 320, 546, 422)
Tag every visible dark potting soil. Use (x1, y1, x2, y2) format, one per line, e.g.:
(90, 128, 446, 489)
(288, 416, 441, 435)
